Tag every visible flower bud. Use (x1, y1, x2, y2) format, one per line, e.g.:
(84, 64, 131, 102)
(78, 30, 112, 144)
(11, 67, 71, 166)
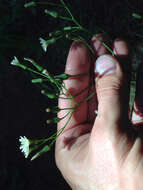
(44, 10, 58, 18)
(45, 108, 51, 113)
(132, 13, 142, 19)
(46, 120, 52, 124)
(31, 78, 43, 83)
(24, 2, 36, 8)
(64, 26, 72, 31)
(24, 58, 44, 72)
(31, 145, 50, 161)
(41, 90, 56, 99)
(55, 73, 69, 80)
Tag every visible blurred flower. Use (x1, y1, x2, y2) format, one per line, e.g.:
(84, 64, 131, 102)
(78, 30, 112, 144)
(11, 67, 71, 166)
(39, 37, 56, 52)
(10, 56, 20, 66)
(39, 38, 49, 52)
(19, 136, 30, 158)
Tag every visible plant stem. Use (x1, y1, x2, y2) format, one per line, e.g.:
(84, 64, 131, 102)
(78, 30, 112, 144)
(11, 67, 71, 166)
(60, 0, 82, 28)
(76, 89, 97, 108)
(59, 16, 72, 21)
(48, 111, 74, 149)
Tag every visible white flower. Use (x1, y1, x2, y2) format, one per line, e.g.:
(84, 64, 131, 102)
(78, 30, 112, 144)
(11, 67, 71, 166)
(19, 136, 30, 158)
(10, 56, 20, 66)
(39, 37, 48, 52)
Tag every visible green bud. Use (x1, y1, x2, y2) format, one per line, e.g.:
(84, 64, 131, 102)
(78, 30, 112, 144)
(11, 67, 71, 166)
(54, 30, 62, 35)
(55, 73, 69, 80)
(31, 145, 50, 161)
(24, 58, 44, 72)
(31, 78, 43, 83)
(41, 90, 56, 99)
(24, 2, 36, 8)
(132, 13, 142, 19)
(46, 107, 60, 113)
(63, 26, 72, 31)
(47, 93, 56, 99)
(44, 10, 58, 18)
(49, 31, 62, 37)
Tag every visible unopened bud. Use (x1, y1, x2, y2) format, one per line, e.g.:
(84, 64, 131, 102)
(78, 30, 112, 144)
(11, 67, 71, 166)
(65, 34, 70, 39)
(46, 120, 52, 124)
(45, 108, 51, 113)
(32, 78, 43, 83)
(44, 10, 58, 18)
(55, 73, 69, 80)
(24, 2, 36, 8)
(64, 26, 72, 31)
(49, 32, 53, 37)
(24, 57, 44, 72)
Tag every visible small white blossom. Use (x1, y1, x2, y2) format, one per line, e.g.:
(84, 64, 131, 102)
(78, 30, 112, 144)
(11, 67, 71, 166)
(39, 37, 48, 52)
(10, 56, 19, 66)
(19, 136, 30, 158)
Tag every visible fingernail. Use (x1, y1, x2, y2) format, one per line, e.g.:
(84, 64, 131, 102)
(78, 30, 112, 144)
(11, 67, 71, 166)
(95, 55, 117, 76)
(91, 34, 103, 46)
(70, 40, 83, 51)
(113, 40, 129, 56)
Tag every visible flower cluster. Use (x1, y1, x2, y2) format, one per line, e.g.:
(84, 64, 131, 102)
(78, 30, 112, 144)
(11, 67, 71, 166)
(10, 0, 138, 160)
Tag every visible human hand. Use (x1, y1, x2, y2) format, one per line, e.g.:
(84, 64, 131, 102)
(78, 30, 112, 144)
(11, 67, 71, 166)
(55, 34, 143, 190)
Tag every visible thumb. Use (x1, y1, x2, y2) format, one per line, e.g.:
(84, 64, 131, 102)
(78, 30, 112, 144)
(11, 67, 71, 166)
(95, 54, 128, 125)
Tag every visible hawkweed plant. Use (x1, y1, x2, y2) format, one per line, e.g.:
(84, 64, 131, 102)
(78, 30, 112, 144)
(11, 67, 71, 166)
(10, 0, 140, 161)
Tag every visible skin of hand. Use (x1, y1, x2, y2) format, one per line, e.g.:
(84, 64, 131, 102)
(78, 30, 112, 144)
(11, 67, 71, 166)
(55, 34, 143, 190)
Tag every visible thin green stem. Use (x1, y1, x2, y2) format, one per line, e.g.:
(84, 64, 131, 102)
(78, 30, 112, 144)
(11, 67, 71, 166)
(80, 27, 114, 55)
(54, 73, 89, 79)
(76, 89, 97, 109)
(59, 83, 93, 100)
(129, 73, 137, 119)
(59, 111, 72, 120)
(60, 0, 114, 56)
(60, 0, 82, 28)
(48, 111, 74, 149)
(77, 35, 95, 55)
(61, 82, 77, 105)
(59, 16, 72, 21)
(73, 84, 93, 98)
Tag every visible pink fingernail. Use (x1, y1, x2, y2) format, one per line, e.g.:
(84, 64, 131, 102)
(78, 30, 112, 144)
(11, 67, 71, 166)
(95, 55, 117, 76)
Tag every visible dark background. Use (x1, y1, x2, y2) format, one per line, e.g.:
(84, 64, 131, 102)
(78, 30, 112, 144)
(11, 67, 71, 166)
(1, 0, 143, 189)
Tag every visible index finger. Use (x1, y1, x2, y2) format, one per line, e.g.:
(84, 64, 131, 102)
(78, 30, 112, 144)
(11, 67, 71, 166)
(57, 41, 91, 134)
